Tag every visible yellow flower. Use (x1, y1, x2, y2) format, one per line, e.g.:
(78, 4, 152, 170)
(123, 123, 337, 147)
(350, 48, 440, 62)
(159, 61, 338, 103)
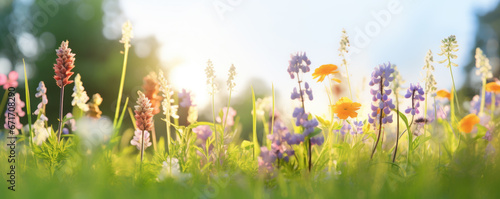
(436, 89, 451, 100)
(331, 97, 361, 119)
(486, 82, 500, 93)
(458, 114, 480, 133)
(312, 64, 341, 83)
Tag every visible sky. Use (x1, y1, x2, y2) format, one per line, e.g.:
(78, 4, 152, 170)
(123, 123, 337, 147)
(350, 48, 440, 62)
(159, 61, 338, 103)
(118, 0, 499, 118)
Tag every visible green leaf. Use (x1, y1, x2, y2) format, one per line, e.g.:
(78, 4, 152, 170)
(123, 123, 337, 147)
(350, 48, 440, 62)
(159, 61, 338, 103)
(241, 140, 254, 150)
(307, 127, 322, 138)
(251, 86, 260, 159)
(23, 59, 33, 147)
(315, 115, 331, 128)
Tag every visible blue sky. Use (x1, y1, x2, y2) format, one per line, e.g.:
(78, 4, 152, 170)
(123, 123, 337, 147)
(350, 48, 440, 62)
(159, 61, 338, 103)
(118, 0, 498, 117)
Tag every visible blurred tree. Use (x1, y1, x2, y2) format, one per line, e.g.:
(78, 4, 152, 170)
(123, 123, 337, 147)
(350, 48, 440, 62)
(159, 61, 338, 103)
(0, 0, 161, 131)
(461, 2, 500, 101)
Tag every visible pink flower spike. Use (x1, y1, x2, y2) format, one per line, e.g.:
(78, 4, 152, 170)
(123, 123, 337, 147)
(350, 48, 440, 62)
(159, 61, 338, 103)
(1, 71, 19, 89)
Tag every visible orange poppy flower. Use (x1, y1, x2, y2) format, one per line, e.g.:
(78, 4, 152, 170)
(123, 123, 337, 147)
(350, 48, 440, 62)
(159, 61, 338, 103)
(312, 64, 341, 83)
(436, 89, 451, 100)
(331, 97, 361, 119)
(458, 114, 480, 133)
(486, 82, 500, 93)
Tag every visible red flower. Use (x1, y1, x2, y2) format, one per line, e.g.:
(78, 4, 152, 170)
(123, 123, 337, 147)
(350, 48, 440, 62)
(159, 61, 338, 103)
(53, 41, 75, 88)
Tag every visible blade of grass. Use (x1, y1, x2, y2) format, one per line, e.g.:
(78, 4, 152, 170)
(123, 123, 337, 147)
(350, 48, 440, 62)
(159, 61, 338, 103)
(23, 59, 33, 147)
(113, 37, 131, 128)
(251, 86, 260, 159)
(128, 107, 138, 130)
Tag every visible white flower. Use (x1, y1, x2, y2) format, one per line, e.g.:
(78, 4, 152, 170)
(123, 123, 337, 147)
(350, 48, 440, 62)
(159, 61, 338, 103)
(71, 74, 89, 111)
(33, 114, 51, 146)
(437, 35, 459, 67)
(158, 71, 179, 119)
(187, 106, 198, 124)
(254, 97, 272, 118)
(475, 48, 493, 79)
(158, 158, 190, 182)
(422, 49, 437, 95)
(338, 28, 350, 67)
(75, 116, 113, 148)
(130, 129, 152, 151)
(227, 64, 237, 91)
(205, 59, 218, 95)
(120, 20, 133, 46)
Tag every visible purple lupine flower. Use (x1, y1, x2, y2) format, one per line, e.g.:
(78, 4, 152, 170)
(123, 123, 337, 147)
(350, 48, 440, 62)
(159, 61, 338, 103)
(335, 120, 351, 135)
(287, 52, 311, 79)
(292, 107, 319, 137)
(352, 120, 364, 134)
(193, 125, 212, 143)
(310, 136, 324, 146)
(304, 82, 313, 100)
(178, 89, 193, 108)
(470, 92, 500, 114)
(258, 147, 277, 174)
(267, 119, 296, 162)
(4, 93, 25, 135)
(404, 83, 425, 115)
(216, 107, 237, 127)
(368, 63, 395, 126)
(34, 81, 48, 115)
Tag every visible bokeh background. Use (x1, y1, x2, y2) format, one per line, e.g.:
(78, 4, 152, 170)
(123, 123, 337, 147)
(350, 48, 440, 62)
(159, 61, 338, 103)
(1, 0, 500, 141)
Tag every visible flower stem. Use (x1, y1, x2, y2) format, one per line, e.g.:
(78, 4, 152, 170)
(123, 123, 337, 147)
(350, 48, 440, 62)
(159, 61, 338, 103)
(392, 94, 400, 163)
(449, 65, 461, 114)
(371, 77, 384, 160)
(57, 86, 65, 142)
(113, 43, 130, 128)
(479, 78, 486, 115)
(344, 64, 353, 100)
(140, 129, 145, 162)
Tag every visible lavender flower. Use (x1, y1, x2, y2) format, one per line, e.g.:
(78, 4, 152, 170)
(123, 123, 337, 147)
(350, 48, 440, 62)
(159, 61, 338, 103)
(193, 125, 213, 147)
(335, 120, 351, 135)
(368, 63, 395, 126)
(267, 120, 295, 162)
(352, 120, 364, 134)
(287, 52, 311, 79)
(34, 81, 48, 116)
(404, 83, 425, 115)
(178, 89, 194, 108)
(258, 147, 277, 175)
(470, 92, 500, 114)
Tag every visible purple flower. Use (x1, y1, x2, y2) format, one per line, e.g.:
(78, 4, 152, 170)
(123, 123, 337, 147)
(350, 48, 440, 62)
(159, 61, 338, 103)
(34, 81, 48, 115)
(267, 120, 296, 162)
(287, 52, 311, 79)
(258, 147, 277, 174)
(304, 82, 313, 100)
(292, 107, 318, 137)
(178, 89, 194, 108)
(404, 83, 425, 116)
(470, 92, 500, 114)
(368, 63, 395, 126)
(352, 120, 364, 134)
(310, 136, 324, 146)
(335, 120, 351, 135)
(193, 125, 212, 143)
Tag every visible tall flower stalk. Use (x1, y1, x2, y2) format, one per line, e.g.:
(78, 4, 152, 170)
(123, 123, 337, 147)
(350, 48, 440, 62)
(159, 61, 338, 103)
(475, 48, 493, 115)
(437, 35, 460, 122)
(205, 60, 218, 157)
(71, 74, 89, 118)
(158, 71, 179, 153)
(222, 64, 237, 148)
(142, 72, 162, 151)
(392, 65, 404, 162)
(114, 21, 133, 128)
(288, 52, 321, 171)
(53, 40, 75, 142)
(422, 50, 436, 143)
(339, 29, 353, 99)
(134, 91, 154, 162)
(368, 63, 395, 159)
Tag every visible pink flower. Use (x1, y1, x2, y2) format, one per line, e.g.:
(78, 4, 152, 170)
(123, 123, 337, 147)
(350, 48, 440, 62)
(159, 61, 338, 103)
(0, 71, 19, 89)
(130, 129, 152, 150)
(216, 107, 237, 127)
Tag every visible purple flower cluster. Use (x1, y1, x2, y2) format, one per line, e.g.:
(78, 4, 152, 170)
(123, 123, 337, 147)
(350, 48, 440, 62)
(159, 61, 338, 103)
(470, 92, 500, 114)
(267, 120, 298, 162)
(368, 63, 395, 125)
(178, 89, 193, 108)
(404, 83, 425, 115)
(287, 52, 311, 79)
(34, 81, 48, 115)
(334, 120, 365, 136)
(258, 147, 276, 174)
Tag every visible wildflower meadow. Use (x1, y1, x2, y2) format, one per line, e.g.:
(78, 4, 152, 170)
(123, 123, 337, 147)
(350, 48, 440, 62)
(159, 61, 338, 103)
(2, 2, 500, 199)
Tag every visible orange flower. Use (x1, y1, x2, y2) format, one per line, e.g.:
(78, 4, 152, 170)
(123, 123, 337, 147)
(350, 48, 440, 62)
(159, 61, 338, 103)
(436, 89, 451, 100)
(331, 97, 361, 119)
(458, 114, 480, 133)
(486, 82, 500, 93)
(312, 64, 341, 83)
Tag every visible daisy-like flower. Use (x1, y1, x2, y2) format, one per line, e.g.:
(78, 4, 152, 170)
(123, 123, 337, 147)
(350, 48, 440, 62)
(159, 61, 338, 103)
(71, 74, 89, 111)
(331, 97, 361, 119)
(0, 71, 18, 89)
(458, 114, 480, 133)
(131, 129, 152, 150)
(486, 82, 500, 93)
(436, 89, 451, 100)
(312, 64, 341, 83)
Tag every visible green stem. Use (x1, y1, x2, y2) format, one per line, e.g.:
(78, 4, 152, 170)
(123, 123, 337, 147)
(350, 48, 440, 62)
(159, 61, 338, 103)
(113, 44, 130, 128)
(222, 89, 232, 149)
(344, 64, 353, 100)
(0, 90, 8, 120)
(479, 78, 486, 115)
(449, 65, 461, 113)
(57, 86, 65, 143)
